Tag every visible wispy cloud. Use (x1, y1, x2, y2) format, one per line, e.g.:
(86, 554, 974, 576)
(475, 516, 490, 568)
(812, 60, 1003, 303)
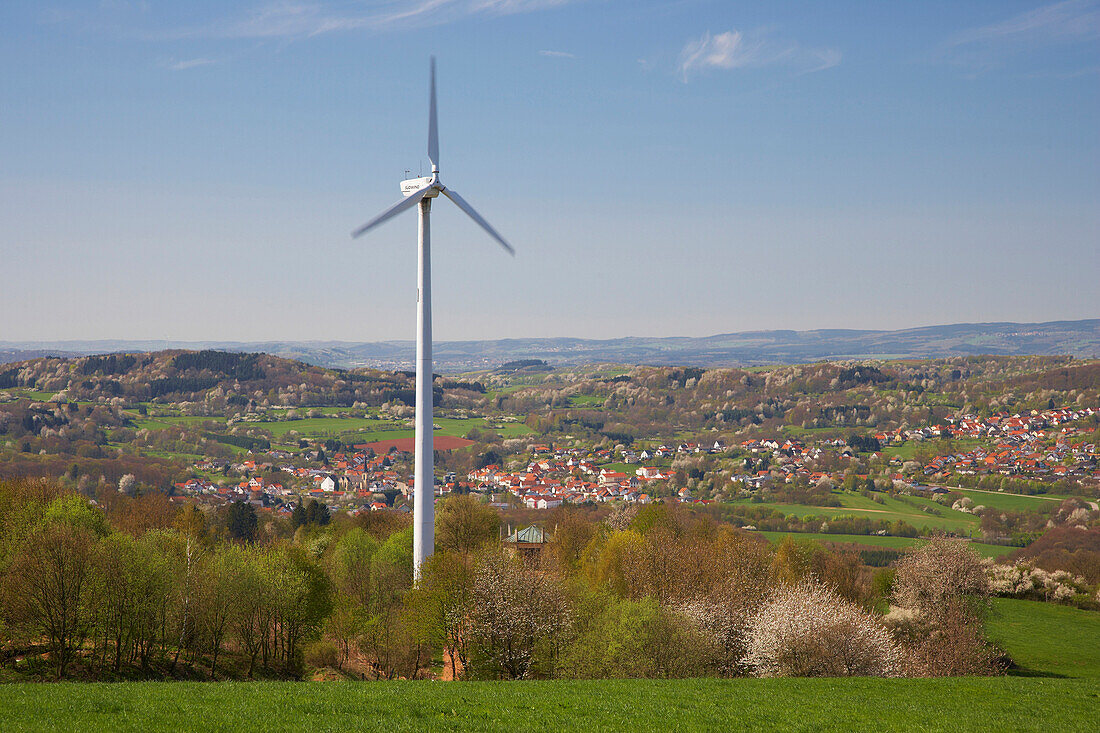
(167, 57, 218, 71)
(949, 0, 1100, 47)
(940, 0, 1100, 73)
(50, 0, 584, 41)
(539, 49, 576, 59)
(189, 0, 583, 39)
(677, 29, 840, 81)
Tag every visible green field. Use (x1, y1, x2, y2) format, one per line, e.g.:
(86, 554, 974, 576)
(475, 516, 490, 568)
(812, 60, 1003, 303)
(758, 531, 1014, 558)
(988, 598, 1100, 678)
(5, 389, 57, 401)
(600, 462, 638, 475)
(130, 415, 224, 431)
(730, 491, 981, 534)
(947, 488, 1069, 512)
(255, 416, 388, 439)
(0, 677, 1094, 732)
(124, 413, 533, 444)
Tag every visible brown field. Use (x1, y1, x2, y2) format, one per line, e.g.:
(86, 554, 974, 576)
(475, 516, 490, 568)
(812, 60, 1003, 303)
(354, 436, 475, 453)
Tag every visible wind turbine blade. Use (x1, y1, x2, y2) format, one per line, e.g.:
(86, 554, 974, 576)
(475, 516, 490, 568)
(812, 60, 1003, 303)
(441, 188, 515, 255)
(351, 186, 432, 238)
(428, 57, 438, 170)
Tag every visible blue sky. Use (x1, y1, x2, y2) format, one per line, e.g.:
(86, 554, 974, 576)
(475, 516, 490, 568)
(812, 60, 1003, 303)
(1, 0, 1097, 342)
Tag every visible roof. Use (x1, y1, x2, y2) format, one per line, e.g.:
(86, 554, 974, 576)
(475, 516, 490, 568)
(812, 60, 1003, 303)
(504, 525, 549, 544)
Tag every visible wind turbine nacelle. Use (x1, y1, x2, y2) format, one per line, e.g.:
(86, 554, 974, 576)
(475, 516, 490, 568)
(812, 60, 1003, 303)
(401, 177, 437, 197)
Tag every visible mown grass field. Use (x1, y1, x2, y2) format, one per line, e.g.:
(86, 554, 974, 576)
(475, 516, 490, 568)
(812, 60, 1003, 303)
(125, 413, 533, 443)
(758, 531, 1013, 558)
(948, 487, 1069, 512)
(729, 490, 981, 534)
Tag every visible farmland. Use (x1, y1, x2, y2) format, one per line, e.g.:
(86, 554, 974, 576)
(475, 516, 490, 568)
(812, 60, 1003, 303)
(758, 531, 1014, 559)
(728, 490, 982, 534)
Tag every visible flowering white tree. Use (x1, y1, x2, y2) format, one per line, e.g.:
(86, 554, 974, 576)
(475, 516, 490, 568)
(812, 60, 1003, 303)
(988, 562, 1085, 603)
(742, 580, 905, 677)
(892, 537, 988, 614)
(467, 552, 571, 679)
(891, 537, 1001, 676)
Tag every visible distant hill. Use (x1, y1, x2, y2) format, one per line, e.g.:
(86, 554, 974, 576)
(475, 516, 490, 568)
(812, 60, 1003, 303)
(2, 319, 1097, 372)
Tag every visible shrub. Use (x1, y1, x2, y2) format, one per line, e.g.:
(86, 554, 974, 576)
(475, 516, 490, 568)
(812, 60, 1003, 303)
(891, 537, 1002, 676)
(988, 562, 1087, 603)
(892, 536, 988, 615)
(742, 579, 905, 677)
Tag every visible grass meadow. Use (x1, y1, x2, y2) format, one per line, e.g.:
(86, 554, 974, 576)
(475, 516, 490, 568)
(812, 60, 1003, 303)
(758, 531, 1014, 559)
(0, 677, 1094, 732)
(126, 413, 532, 444)
(987, 599, 1100, 678)
(729, 491, 982, 534)
(947, 488, 1071, 512)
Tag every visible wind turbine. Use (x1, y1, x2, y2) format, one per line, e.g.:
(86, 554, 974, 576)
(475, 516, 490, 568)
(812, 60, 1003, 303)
(351, 58, 514, 580)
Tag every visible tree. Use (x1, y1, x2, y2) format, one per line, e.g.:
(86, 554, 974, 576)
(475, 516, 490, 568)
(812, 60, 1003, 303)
(891, 537, 988, 615)
(330, 528, 379, 608)
(225, 546, 268, 677)
(435, 495, 498, 558)
(466, 551, 571, 679)
(292, 500, 329, 530)
(290, 503, 307, 530)
(2, 523, 97, 677)
(548, 509, 598, 574)
(265, 545, 332, 675)
(417, 551, 474, 678)
(889, 537, 999, 676)
(226, 502, 258, 543)
(564, 592, 711, 679)
(305, 500, 330, 527)
(742, 580, 905, 677)
(118, 474, 136, 495)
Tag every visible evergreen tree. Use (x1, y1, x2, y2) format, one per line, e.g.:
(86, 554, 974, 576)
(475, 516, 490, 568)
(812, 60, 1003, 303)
(226, 502, 258, 542)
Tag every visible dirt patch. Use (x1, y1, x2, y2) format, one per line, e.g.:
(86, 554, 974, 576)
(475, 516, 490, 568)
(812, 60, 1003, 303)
(354, 436, 475, 453)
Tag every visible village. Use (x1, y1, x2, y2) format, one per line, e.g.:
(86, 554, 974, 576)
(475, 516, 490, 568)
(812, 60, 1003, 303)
(170, 404, 1100, 520)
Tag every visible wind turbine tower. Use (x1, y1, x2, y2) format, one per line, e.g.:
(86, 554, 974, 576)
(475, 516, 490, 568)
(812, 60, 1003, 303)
(352, 58, 515, 580)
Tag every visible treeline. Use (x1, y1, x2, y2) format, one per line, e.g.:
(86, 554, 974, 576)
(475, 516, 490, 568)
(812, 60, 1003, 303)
(172, 351, 266, 381)
(0, 480, 335, 679)
(0, 351, 483, 411)
(78, 354, 143, 376)
(496, 355, 1098, 441)
(0, 480, 1004, 682)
